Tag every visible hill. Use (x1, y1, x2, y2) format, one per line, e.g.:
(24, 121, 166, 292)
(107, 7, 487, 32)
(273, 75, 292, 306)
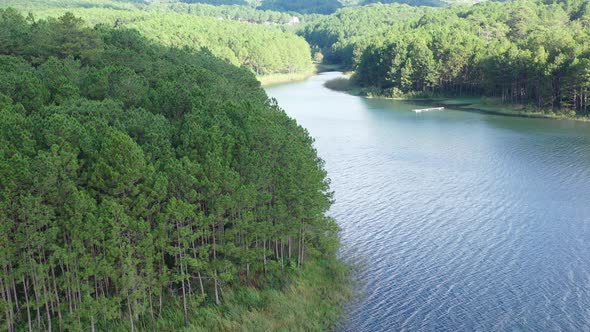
(0, 8, 348, 331)
(0, 0, 313, 76)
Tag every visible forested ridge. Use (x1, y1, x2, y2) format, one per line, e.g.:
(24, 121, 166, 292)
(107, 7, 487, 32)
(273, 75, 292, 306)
(168, 0, 479, 13)
(109, 0, 449, 14)
(0, 9, 346, 331)
(0, 0, 483, 17)
(3, 0, 313, 77)
(304, 0, 590, 116)
(300, 4, 429, 66)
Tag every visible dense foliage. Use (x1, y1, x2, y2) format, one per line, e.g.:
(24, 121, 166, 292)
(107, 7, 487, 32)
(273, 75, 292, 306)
(300, 4, 428, 65)
(160, 0, 472, 12)
(124, 13, 311, 75)
(0, 9, 337, 331)
(164, 0, 345, 14)
(305, 0, 590, 115)
(361, 0, 445, 7)
(1, 0, 306, 25)
(147, 3, 301, 24)
(0, 0, 477, 17)
(169, 0, 471, 12)
(1, 0, 313, 76)
(173, 0, 464, 12)
(259, 0, 342, 14)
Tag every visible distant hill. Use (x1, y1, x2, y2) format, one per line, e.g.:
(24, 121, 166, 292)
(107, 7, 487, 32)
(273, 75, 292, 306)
(100, 0, 487, 14)
(259, 0, 343, 14)
(0, 0, 314, 76)
(0, 0, 487, 15)
(361, 0, 446, 7)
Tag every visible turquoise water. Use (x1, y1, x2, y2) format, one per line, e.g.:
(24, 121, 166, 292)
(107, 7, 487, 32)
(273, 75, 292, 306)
(266, 72, 590, 331)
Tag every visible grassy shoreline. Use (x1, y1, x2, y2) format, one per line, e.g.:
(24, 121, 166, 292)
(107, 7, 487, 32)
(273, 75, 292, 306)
(258, 64, 345, 86)
(323, 77, 590, 122)
(99, 255, 351, 331)
(187, 256, 352, 331)
(431, 97, 590, 121)
(258, 69, 318, 86)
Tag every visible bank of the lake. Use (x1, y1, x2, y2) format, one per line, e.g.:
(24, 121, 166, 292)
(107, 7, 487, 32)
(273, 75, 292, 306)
(258, 69, 317, 86)
(323, 75, 590, 122)
(187, 256, 351, 332)
(258, 64, 345, 86)
(101, 256, 350, 331)
(412, 97, 590, 122)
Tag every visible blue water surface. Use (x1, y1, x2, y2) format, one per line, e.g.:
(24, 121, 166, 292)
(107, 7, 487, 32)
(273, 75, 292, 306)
(266, 72, 590, 331)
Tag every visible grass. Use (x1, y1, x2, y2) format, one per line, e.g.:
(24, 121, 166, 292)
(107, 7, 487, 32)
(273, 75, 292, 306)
(323, 77, 352, 92)
(99, 256, 351, 332)
(428, 96, 590, 121)
(258, 63, 348, 87)
(258, 70, 316, 86)
(323, 77, 590, 122)
(323, 75, 364, 96)
(317, 63, 346, 72)
(208, 257, 351, 332)
(258, 65, 320, 86)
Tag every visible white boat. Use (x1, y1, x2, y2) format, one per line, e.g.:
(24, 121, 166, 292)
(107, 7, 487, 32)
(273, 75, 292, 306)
(413, 107, 444, 113)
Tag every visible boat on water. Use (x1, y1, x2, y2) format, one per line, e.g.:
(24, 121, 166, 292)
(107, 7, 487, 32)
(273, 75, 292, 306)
(413, 107, 444, 113)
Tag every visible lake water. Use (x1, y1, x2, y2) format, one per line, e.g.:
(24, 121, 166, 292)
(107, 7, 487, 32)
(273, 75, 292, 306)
(265, 72, 590, 331)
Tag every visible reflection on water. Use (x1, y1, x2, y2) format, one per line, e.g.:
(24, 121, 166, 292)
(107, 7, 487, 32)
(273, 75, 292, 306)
(266, 72, 590, 331)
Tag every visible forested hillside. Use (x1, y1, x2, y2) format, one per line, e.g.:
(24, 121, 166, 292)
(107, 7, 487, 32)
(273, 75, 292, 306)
(177, 0, 475, 12)
(259, 0, 342, 14)
(0, 0, 484, 16)
(176, 0, 482, 11)
(122, 13, 311, 75)
(143, 3, 300, 24)
(0, 0, 303, 25)
(305, 0, 590, 116)
(0, 9, 346, 331)
(300, 4, 429, 65)
(1, 0, 313, 76)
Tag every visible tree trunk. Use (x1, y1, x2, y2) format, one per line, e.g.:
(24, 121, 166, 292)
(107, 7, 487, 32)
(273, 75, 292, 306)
(51, 266, 63, 332)
(214, 274, 220, 305)
(177, 223, 188, 327)
(23, 277, 33, 332)
(197, 271, 205, 298)
(263, 240, 267, 273)
(1, 278, 13, 332)
(288, 236, 292, 261)
(127, 296, 135, 332)
(43, 281, 52, 332)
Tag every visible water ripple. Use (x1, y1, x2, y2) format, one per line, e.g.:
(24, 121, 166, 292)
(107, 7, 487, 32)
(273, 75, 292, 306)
(266, 72, 590, 332)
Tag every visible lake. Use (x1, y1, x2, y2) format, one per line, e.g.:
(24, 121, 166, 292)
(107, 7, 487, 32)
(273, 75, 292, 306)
(266, 72, 590, 331)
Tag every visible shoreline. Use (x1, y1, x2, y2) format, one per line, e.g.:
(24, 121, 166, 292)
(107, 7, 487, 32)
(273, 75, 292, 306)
(404, 98, 588, 122)
(323, 75, 590, 122)
(440, 100, 590, 122)
(98, 254, 352, 331)
(192, 256, 352, 331)
(258, 64, 344, 87)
